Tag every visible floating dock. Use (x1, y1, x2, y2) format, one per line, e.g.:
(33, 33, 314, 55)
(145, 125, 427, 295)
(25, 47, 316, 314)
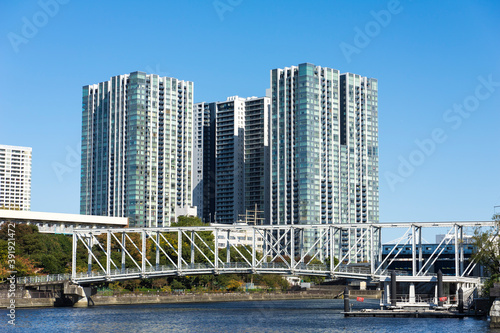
(343, 309, 484, 318)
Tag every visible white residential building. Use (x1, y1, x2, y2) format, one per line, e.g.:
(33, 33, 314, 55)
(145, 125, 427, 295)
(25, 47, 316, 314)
(80, 71, 194, 227)
(0, 144, 32, 211)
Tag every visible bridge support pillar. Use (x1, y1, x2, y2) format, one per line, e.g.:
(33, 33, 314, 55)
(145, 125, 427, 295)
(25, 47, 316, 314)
(390, 271, 397, 307)
(73, 295, 88, 308)
(63, 282, 95, 308)
(409, 283, 415, 304)
(458, 287, 464, 313)
(437, 270, 444, 307)
(343, 287, 350, 313)
(384, 282, 391, 306)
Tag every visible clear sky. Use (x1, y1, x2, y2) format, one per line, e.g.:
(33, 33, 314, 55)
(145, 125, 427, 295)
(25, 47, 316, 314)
(1, 0, 499, 231)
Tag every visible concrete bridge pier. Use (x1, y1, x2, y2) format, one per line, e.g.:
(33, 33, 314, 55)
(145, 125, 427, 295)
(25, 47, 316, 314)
(437, 270, 444, 307)
(63, 282, 95, 307)
(384, 281, 390, 305)
(390, 271, 397, 307)
(343, 287, 350, 313)
(409, 283, 416, 303)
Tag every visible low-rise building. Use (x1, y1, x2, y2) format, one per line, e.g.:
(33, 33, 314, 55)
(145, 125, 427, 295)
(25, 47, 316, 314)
(211, 222, 264, 252)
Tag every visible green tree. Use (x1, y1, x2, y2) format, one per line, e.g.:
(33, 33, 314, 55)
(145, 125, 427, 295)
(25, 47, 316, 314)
(170, 216, 215, 264)
(151, 277, 168, 289)
(170, 279, 185, 290)
(255, 274, 289, 291)
(325, 256, 340, 268)
(472, 214, 500, 295)
(175, 216, 205, 227)
(0, 256, 39, 280)
(122, 279, 141, 291)
(226, 278, 243, 291)
(214, 274, 241, 290)
(0, 223, 73, 277)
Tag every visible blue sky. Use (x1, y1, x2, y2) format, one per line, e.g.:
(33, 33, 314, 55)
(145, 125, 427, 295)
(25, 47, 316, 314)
(1, 0, 499, 233)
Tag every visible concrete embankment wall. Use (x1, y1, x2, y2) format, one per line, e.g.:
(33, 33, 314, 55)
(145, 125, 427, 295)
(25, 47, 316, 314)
(0, 293, 332, 308)
(92, 292, 335, 306)
(0, 289, 382, 308)
(1, 298, 56, 308)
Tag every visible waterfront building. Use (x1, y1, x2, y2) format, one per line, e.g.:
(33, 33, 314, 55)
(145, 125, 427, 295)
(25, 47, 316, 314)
(339, 72, 379, 226)
(192, 102, 216, 222)
(244, 96, 271, 225)
(80, 71, 196, 227)
(270, 63, 379, 261)
(0, 144, 32, 211)
(195, 96, 271, 225)
(381, 243, 480, 276)
(215, 96, 247, 224)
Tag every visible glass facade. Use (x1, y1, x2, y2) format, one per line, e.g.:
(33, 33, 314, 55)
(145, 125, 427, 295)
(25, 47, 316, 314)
(215, 97, 246, 224)
(193, 102, 216, 223)
(244, 97, 270, 225)
(339, 73, 379, 262)
(271, 64, 379, 261)
(195, 97, 270, 225)
(80, 72, 194, 227)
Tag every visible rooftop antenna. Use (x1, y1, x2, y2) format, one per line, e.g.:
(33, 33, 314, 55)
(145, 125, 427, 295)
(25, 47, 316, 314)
(238, 204, 264, 225)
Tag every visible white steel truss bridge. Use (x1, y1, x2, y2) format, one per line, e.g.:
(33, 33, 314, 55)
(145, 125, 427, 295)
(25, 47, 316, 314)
(54, 221, 495, 286)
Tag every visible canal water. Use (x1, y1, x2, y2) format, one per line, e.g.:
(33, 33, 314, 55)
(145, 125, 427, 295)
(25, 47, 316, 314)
(1, 299, 492, 332)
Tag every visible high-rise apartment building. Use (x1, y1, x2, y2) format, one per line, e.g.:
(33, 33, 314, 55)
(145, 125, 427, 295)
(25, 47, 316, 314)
(192, 102, 216, 222)
(215, 96, 246, 224)
(270, 63, 378, 261)
(339, 73, 379, 226)
(0, 144, 32, 211)
(194, 96, 270, 225)
(80, 71, 195, 227)
(244, 96, 271, 225)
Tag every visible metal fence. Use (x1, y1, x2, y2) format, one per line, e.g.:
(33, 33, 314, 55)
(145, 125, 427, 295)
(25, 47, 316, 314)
(17, 274, 70, 285)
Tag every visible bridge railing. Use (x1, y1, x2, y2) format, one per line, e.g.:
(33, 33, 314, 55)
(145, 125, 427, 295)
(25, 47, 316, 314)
(17, 264, 472, 284)
(388, 271, 447, 277)
(375, 269, 413, 277)
(17, 273, 70, 285)
(68, 261, 375, 282)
